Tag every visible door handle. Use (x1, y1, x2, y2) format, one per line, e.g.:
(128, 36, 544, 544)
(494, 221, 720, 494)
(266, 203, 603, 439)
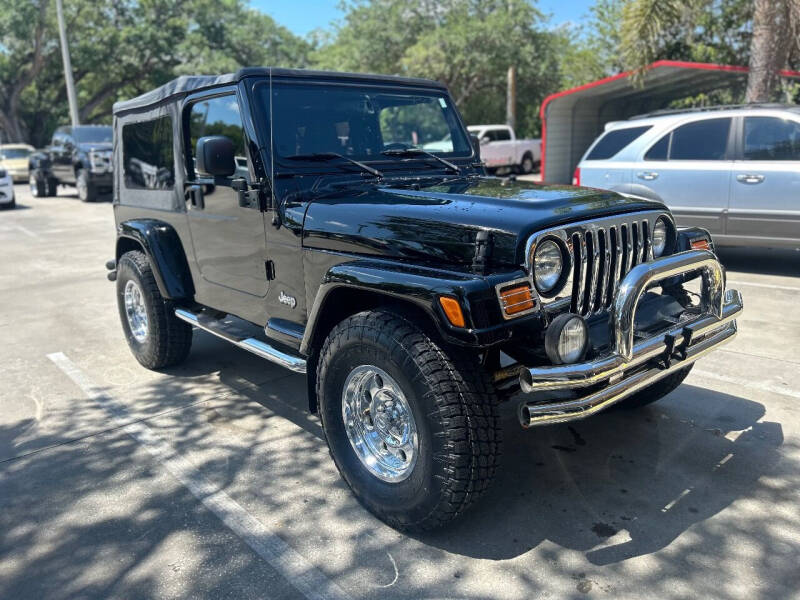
(736, 173, 765, 184)
(185, 184, 204, 210)
(637, 171, 659, 181)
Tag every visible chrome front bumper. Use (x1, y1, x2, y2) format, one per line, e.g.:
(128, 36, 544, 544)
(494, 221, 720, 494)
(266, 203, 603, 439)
(517, 250, 743, 427)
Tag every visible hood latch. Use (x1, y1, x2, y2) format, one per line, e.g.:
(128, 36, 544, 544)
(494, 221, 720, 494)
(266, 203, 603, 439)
(472, 230, 493, 275)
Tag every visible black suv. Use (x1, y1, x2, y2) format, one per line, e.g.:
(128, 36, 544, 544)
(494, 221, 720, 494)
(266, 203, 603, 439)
(30, 125, 113, 201)
(107, 68, 743, 531)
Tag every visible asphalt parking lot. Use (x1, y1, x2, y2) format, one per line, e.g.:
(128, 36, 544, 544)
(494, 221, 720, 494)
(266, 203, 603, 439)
(1, 183, 799, 600)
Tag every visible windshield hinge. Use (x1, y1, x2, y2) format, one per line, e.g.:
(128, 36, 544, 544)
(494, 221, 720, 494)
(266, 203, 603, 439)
(472, 230, 493, 275)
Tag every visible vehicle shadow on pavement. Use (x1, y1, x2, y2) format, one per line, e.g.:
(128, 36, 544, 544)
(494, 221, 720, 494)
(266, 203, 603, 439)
(3, 332, 794, 599)
(417, 384, 789, 564)
(717, 246, 800, 276)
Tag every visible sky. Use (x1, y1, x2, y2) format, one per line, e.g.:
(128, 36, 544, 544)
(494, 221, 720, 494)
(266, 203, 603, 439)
(251, 0, 595, 37)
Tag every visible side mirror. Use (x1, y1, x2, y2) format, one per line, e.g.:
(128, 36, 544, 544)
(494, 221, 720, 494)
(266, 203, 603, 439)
(196, 136, 235, 177)
(480, 136, 490, 146)
(470, 134, 481, 160)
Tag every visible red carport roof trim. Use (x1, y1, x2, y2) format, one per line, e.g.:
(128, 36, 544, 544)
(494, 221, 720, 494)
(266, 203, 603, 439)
(538, 60, 800, 182)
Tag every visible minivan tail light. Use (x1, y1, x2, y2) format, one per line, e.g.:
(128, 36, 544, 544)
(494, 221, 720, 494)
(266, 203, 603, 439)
(572, 167, 580, 186)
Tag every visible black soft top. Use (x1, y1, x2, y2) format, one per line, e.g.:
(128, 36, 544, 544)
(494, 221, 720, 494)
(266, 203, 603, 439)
(112, 67, 447, 115)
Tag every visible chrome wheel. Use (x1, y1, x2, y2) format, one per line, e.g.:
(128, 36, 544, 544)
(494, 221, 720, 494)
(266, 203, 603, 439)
(342, 365, 418, 482)
(124, 280, 149, 342)
(29, 175, 38, 196)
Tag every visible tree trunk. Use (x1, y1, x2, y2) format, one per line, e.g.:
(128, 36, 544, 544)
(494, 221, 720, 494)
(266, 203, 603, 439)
(746, 0, 792, 103)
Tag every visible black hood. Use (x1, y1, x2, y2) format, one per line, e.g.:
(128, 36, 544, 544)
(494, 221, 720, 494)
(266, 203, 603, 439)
(302, 177, 666, 269)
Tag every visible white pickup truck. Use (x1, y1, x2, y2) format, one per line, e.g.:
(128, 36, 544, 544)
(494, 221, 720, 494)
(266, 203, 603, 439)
(468, 124, 541, 174)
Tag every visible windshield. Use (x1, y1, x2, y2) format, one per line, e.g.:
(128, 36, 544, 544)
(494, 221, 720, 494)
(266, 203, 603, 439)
(261, 82, 472, 165)
(74, 127, 112, 144)
(0, 148, 32, 159)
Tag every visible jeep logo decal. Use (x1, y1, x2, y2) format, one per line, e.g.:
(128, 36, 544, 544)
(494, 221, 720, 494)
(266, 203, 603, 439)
(278, 290, 297, 309)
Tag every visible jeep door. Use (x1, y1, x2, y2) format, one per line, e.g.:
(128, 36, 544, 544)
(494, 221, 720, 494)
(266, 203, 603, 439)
(183, 90, 269, 301)
(634, 116, 734, 235)
(728, 114, 800, 247)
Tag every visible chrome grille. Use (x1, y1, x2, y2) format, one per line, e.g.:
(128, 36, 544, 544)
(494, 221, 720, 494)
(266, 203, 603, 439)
(525, 211, 669, 316)
(570, 219, 652, 315)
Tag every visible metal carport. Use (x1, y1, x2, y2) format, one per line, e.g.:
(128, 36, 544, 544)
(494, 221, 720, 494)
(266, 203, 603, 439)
(540, 60, 800, 184)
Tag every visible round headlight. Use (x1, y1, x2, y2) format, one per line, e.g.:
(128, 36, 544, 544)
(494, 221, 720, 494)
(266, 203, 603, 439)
(545, 313, 588, 365)
(533, 239, 563, 293)
(652, 218, 668, 257)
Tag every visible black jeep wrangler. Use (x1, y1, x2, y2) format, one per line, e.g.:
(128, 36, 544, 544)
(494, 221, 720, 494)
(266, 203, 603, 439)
(107, 68, 743, 531)
(30, 124, 113, 201)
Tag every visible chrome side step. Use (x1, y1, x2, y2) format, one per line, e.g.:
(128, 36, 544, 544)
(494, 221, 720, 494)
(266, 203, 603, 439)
(175, 309, 307, 374)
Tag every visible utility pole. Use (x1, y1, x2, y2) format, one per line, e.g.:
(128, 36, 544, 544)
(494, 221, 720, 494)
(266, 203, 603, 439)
(56, 0, 80, 127)
(506, 66, 516, 131)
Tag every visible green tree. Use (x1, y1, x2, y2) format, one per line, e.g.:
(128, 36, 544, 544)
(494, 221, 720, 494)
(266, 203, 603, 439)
(313, 0, 563, 137)
(617, 0, 799, 101)
(0, 0, 311, 146)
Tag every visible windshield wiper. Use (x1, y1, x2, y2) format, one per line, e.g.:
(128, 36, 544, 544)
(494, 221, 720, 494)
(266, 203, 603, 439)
(286, 152, 383, 179)
(380, 148, 460, 174)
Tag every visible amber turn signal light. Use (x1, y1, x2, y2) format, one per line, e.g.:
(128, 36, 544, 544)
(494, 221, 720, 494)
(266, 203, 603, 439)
(691, 238, 711, 251)
(499, 283, 535, 317)
(439, 296, 466, 328)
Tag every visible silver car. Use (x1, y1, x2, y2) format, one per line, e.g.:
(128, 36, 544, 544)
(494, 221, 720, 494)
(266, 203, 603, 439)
(576, 105, 800, 248)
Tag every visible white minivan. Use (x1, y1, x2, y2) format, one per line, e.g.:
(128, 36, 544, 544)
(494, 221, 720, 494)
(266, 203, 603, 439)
(576, 105, 800, 248)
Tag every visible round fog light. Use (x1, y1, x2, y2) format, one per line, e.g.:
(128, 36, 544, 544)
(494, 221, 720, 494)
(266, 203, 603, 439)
(545, 313, 588, 365)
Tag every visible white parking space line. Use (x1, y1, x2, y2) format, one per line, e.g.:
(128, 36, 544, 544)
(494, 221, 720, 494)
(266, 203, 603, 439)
(47, 352, 351, 600)
(692, 368, 800, 400)
(727, 280, 800, 293)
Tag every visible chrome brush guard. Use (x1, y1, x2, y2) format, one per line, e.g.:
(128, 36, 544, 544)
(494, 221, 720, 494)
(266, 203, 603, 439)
(514, 249, 743, 427)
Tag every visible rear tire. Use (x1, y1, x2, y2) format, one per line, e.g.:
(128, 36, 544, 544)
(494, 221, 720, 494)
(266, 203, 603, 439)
(116, 250, 192, 369)
(615, 365, 693, 410)
(519, 152, 535, 174)
(316, 309, 501, 531)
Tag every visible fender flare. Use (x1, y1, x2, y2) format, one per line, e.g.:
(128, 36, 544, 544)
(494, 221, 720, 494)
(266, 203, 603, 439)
(116, 219, 194, 300)
(299, 258, 502, 356)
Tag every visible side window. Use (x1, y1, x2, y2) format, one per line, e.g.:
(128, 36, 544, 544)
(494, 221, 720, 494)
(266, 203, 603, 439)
(188, 95, 248, 179)
(122, 116, 175, 190)
(586, 126, 651, 160)
(743, 116, 800, 160)
(493, 128, 511, 141)
(669, 118, 731, 160)
(644, 133, 669, 160)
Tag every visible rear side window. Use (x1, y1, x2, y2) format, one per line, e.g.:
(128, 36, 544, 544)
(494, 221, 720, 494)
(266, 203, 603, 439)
(644, 134, 669, 160)
(669, 118, 731, 160)
(586, 126, 651, 160)
(744, 116, 800, 160)
(122, 116, 175, 190)
(492, 128, 511, 141)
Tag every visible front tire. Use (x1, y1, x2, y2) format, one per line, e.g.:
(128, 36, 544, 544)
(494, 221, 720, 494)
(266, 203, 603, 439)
(29, 172, 46, 197)
(116, 250, 192, 369)
(615, 365, 693, 410)
(316, 309, 501, 531)
(76, 169, 96, 202)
